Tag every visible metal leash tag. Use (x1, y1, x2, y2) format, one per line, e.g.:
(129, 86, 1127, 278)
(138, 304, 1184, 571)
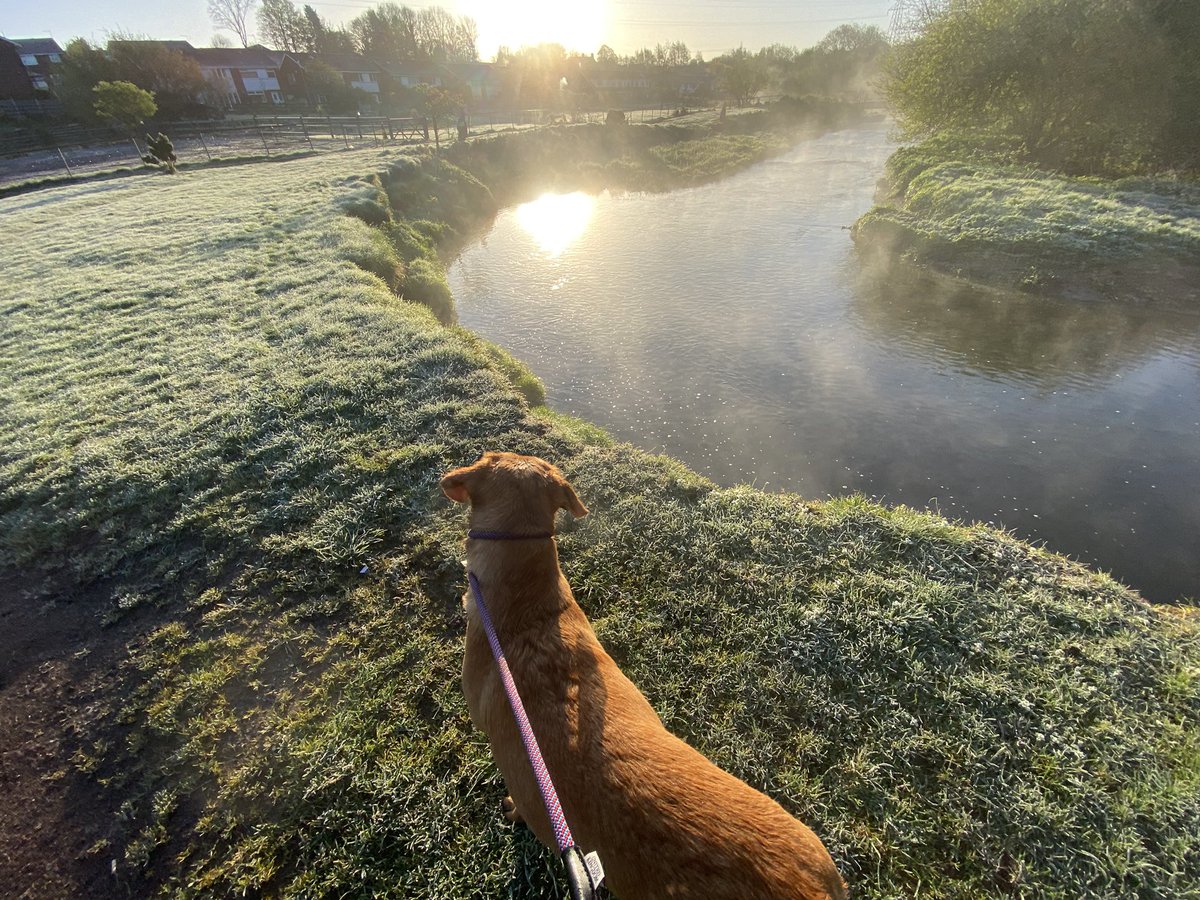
(584, 851, 605, 890)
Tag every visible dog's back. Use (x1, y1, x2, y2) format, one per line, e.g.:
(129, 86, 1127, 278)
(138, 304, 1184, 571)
(447, 452, 847, 899)
(464, 575, 846, 900)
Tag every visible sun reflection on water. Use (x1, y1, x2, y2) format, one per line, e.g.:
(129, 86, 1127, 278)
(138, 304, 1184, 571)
(515, 192, 595, 257)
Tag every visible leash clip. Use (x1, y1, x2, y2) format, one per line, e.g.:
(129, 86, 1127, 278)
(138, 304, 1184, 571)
(562, 845, 606, 899)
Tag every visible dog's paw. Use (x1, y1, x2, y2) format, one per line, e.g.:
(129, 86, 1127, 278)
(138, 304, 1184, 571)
(501, 795, 524, 825)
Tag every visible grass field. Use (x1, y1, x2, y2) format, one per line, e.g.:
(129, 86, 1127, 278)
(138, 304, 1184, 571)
(2, 123, 1199, 898)
(853, 138, 1200, 303)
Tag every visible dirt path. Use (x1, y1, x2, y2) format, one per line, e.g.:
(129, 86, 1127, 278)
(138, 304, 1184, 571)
(0, 580, 134, 898)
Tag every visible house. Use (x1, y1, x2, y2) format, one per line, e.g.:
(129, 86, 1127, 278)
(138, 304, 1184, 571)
(280, 52, 385, 106)
(444, 62, 500, 103)
(318, 53, 383, 100)
(578, 61, 715, 106)
(106, 40, 286, 108)
(586, 64, 651, 92)
(663, 65, 715, 102)
(0, 37, 36, 100)
(8, 37, 63, 94)
(377, 60, 442, 93)
(182, 45, 287, 107)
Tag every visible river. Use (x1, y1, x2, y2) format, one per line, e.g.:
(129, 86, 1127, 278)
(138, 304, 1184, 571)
(448, 122, 1200, 602)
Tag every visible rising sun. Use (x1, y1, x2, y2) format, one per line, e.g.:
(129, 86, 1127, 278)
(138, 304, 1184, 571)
(462, 0, 609, 56)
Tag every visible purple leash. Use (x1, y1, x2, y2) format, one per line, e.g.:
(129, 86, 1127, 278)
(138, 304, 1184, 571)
(466, 532, 605, 899)
(468, 572, 574, 850)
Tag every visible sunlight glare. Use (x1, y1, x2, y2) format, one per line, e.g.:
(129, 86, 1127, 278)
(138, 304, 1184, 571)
(462, 0, 608, 58)
(515, 192, 596, 257)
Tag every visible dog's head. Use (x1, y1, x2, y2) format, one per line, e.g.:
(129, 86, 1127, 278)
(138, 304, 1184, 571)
(441, 452, 588, 525)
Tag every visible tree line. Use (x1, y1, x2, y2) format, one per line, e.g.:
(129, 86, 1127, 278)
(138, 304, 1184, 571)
(43, 14, 889, 128)
(592, 41, 701, 67)
(207, 0, 478, 64)
(57, 37, 212, 122)
(714, 26, 890, 106)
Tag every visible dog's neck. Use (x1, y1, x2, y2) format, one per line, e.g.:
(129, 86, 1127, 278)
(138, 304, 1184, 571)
(464, 510, 570, 634)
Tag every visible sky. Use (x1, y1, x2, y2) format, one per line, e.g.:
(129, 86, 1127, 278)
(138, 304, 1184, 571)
(0, 0, 894, 60)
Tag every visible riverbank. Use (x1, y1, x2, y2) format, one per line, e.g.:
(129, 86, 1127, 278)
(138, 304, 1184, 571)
(852, 138, 1200, 305)
(1, 128, 1198, 898)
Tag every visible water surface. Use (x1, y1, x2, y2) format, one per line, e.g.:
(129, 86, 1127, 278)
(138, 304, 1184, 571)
(449, 123, 1200, 602)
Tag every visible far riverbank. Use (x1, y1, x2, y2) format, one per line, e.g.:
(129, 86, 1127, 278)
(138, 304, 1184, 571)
(851, 138, 1200, 306)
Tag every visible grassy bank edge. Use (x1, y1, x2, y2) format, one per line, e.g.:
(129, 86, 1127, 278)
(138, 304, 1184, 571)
(850, 137, 1200, 305)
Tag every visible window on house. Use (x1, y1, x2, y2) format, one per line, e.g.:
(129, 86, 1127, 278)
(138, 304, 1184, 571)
(48, 53, 60, 63)
(20, 55, 37, 66)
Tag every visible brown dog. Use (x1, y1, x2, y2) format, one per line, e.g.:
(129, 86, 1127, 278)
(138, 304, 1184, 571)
(442, 451, 847, 899)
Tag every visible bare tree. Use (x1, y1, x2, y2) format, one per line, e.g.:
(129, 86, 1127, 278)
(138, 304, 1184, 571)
(209, 0, 257, 48)
(211, 33, 234, 48)
(258, 0, 308, 52)
(350, 3, 419, 61)
(415, 7, 478, 63)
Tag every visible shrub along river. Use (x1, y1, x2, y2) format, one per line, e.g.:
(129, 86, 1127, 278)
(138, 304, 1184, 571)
(448, 122, 1200, 602)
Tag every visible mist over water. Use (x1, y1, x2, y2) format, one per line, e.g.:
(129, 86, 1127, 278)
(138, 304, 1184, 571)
(449, 122, 1200, 602)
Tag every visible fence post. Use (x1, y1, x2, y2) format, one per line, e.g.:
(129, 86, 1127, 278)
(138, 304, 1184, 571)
(385, 116, 393, 140)
(199, 132, 212, 160)
(300, 116, 313, 151)
(131, 137, 143, 161)
(57, 146, 74, 177)
(258, 124, 270, 157)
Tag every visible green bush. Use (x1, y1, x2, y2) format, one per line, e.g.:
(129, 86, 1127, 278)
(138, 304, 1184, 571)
(884, 0, 1200, 174)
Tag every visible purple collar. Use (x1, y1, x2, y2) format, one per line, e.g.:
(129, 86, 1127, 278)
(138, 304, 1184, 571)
(468, 529, 555, 541)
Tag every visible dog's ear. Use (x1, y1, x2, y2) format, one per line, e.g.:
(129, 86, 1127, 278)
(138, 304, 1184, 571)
(441, 462, 487, 504)
(557, 477, 588, 518)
